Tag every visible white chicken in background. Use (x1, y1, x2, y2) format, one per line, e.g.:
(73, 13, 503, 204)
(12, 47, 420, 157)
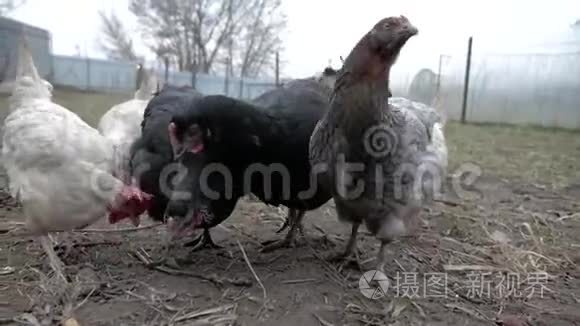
(1, 41, 153, 282)
(98, 70, 158, 183)
(388, 96, 448, 172)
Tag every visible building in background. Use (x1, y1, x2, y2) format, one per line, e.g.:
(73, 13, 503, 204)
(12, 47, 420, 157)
(0, 16, 51, 86)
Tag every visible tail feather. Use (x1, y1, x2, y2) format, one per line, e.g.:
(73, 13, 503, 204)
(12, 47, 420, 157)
(10, 37, 52, 109)
(134, 69, 158, 101)
(431, 92, 447, 127)
(428, 92, 448, 172)
(15, 37, 42, 82)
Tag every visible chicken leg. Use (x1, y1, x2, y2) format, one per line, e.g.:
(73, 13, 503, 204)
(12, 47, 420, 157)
(184, 228, 222, 251)
(39, 235, 68, 283)
(261, 208, 306, 252)
(374, 207, 418, 272)
(327, 222, 361, 267)
(273, 208, 305, 235)
(375, 240, 392, 273)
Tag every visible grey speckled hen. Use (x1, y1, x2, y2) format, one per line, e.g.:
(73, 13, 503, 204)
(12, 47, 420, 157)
(309, 16, 448, 272)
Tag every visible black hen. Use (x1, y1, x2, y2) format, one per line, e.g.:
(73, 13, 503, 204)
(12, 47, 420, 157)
(129, 85, 203, 223)
(165, 79, 332, 251)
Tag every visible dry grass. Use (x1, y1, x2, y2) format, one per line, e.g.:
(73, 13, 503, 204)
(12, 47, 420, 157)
(439, 205, 577, 276)
(1, 87, 579, 325)
(0, 87, 132, 127)
(446, 122, 580, 188)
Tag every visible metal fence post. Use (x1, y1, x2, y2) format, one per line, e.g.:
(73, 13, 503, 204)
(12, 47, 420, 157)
(461, 36, 473, 124)
(86, 56, 91, 91)
(191, 62, 197, 89)
(275, 51, 280, 87)
(136, 63, 143, 90)
(164, 57, 169, 84)
(224, 58, 230, 95)
(436, 54, 443, 96)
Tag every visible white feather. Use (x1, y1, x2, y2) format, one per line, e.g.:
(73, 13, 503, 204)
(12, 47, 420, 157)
(97, 71, 156, 181)
(389, 96, 448, 172)
(2, 42, 123, 234)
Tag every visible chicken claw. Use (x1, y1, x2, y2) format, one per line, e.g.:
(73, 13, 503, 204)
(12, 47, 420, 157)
(184, 228, 222, 251)
(40, 235, 68, 283)
(326, 223, 362, 270)
(274, 219, 290, 234)
(326, 251, 363, 271)
(261, 209, 305, 253)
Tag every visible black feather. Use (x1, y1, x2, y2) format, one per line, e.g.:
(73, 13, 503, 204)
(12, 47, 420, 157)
(129, 84, 203, 221)
(167, 79, 332, 228)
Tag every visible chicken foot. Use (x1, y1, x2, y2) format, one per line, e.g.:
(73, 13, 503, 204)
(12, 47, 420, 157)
(261, 209, 306, 252)
(326, 222, 362, 269)
(184, 228, 222, 251)
(40, 235, 68, 283)
(374, 208, 418, 273)
(273, 208, 305, 235)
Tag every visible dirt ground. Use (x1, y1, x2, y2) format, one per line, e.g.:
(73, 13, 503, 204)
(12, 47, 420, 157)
(1, 116, 579, 325)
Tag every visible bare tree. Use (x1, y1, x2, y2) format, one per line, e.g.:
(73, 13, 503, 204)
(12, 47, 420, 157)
(233, 0, 285, 79)
(0, 0, 25, 15)
(98, 10, 139, 62)
(130, 0, 285, 77)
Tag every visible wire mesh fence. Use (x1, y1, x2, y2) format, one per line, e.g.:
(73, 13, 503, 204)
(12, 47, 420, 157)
(0, 16, 51, 84)
(436, 50, 580, 129)
(51, 55, 277, 100)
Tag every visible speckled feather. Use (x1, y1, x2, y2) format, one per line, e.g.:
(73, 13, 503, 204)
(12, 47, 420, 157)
(309, 17, 446, 242)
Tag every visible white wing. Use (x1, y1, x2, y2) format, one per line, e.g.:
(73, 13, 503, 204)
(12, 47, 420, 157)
(2, 99, 120, 232)
(98, 98, 149, 180)
(3, 100, 113, 173)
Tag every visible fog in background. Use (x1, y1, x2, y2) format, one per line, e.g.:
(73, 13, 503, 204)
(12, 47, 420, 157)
(9, 0, 580, 78)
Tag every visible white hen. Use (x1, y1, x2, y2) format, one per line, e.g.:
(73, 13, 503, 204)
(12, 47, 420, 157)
(98, 70, 157, 183)
(1, 42, 152, 282)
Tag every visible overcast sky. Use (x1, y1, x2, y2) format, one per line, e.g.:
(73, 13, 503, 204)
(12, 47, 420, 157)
(9, 0, 580, 78)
